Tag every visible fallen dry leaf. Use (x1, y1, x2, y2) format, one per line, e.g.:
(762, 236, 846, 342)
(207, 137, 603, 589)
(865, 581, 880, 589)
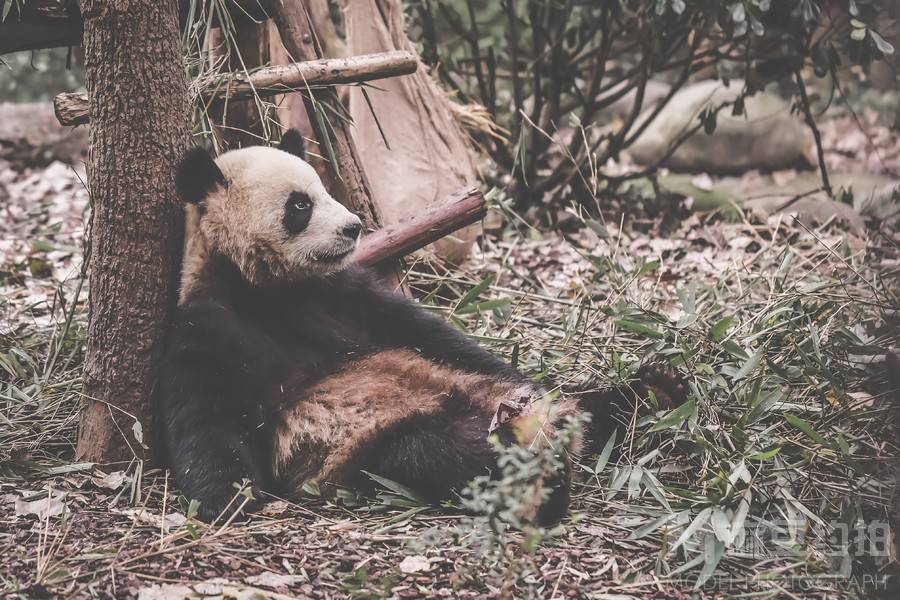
(137, 580, 296, 600)
(243, 572, 305, 589)
(119, 507, 187, 532)
(14, 494, 67, 519)
(92, 470, 128, 490)
(399, 555, 433, 574)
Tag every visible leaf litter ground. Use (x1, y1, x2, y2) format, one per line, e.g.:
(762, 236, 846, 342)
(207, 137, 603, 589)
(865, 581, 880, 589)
(0, 153, 898, 598)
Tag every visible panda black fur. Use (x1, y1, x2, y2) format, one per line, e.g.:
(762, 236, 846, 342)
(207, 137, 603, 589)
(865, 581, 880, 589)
(159, 130, 685, 524)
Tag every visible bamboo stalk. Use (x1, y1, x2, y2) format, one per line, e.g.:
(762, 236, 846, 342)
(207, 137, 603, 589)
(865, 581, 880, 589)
(53, 51, 418, 126)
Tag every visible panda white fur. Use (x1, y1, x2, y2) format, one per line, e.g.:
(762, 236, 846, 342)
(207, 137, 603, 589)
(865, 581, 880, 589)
(159, 130, 686, 523)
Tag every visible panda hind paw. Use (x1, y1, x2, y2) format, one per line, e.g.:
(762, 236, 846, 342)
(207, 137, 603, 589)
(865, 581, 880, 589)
(636, 363, 688, 410)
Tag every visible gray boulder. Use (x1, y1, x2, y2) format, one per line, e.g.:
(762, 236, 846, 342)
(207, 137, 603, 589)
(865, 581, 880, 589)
(629, 80, 808, 173)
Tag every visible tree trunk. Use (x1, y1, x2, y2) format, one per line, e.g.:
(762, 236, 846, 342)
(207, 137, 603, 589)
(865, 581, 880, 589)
(270, 2, 382, 231)
(76, 0, 191, 462)
(342, 0, 482, 263)
(271, 1, 408, 293)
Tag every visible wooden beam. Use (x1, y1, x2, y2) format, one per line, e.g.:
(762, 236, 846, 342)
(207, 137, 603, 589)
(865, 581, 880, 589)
(0, 0, 81, 54)
(52, 51, 418, 126)
(354, 187, 486, 268)
(0, 0, 274, 55)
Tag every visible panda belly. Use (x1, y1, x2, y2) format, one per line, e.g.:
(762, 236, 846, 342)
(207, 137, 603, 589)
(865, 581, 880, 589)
(269, 349, 578, 499)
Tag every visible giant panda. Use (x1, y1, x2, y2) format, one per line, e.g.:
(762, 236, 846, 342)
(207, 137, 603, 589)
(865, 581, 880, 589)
(158, 130, 686, 524)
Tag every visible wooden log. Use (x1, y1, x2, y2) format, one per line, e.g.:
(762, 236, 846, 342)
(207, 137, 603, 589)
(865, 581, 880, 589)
(53, 51, 418, 126)
(354, 187, 486, 267)
(199, 50, 417, 96)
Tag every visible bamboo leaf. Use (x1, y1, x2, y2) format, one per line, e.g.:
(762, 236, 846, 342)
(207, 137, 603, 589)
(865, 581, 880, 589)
(630, 511, 682, 540)
(783, 413, 829, 447)
(614, 319, 665, 339)
(585, 219, 609, 238)
(710, 507, 730, 542)
(641, 470, 672, 511)
(454, 275, 494, 312)
(454, 298, 511, 315)
(650, 398, 696, 432)
(359, 86, 391, 150)
(870, 30, 895, 55)
(310, 99, 340, 181)
(734, 347, 764, 380)
(695, 537, 725, 588)
(729, 489, 752, 545)
(593, 429, 617, 474)
(748, 446, 781, 461)
(362, 471, 426, 504)
(709, 315, 735, 341)
(627, 465, 644, 499)
(670, 507, 712, 553)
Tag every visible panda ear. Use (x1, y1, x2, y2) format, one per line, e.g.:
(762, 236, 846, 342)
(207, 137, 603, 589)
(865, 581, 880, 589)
(277, 129, 306, 160)
(175, 147, 226, 205)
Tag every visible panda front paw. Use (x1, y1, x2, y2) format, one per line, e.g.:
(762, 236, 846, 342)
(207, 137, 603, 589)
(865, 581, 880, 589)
(194, 483, 264, 523)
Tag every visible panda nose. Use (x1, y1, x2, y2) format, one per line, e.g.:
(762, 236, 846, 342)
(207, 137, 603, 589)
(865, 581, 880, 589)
(341, 222, 362, 240)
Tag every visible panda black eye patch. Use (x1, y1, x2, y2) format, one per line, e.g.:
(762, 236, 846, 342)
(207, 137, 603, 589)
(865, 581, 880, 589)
(283, 191, 313, 235)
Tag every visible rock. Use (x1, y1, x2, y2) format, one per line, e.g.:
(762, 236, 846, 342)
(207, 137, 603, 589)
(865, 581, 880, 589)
(629, 80, 809, 173)
(850, 180, 899, 221)
(599, 79, 672, 119)
(744, 194, 866, 235)
(654, 173, 742, 219)
(742, 171, 898, 232)
(0, 102, 88, 167)
(643, 170, 897, 233)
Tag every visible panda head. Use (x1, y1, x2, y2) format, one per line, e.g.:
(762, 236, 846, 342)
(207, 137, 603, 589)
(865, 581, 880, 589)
(175, 129, 363, 286)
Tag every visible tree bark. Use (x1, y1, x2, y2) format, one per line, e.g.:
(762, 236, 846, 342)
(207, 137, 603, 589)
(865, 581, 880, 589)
(76, 0, 191, 462)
